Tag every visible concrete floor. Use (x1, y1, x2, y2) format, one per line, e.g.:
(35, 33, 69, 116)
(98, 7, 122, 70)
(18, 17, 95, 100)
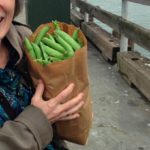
(16, 9, 150, 150)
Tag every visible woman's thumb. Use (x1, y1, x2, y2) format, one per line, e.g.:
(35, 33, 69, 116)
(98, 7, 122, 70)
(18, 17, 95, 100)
(32, 80, 45, 100)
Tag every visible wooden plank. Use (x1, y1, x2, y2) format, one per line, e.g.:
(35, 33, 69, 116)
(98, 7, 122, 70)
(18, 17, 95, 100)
(71, 9, 84, 27)
(128, 0, 150, 6)
(71, 0, 77, 9)
(117, 51, 150, 101)
(118, 52, 141, 84)
(81, 22, 120, 62)
(117, 53, 133, 86)
(71, 0, 150, 51)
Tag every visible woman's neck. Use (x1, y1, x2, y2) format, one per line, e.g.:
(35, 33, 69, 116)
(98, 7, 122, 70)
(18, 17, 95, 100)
(0, 40, 9, 69)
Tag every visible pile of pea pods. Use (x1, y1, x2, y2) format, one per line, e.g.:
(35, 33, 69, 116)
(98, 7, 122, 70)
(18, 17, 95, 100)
(24, 21, 83, 65)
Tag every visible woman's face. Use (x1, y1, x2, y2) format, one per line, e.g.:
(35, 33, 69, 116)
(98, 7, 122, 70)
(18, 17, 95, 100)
(0, 0, 15, 40)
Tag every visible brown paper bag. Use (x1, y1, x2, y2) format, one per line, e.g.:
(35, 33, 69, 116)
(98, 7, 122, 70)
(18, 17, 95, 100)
(24, 22, 93, 145)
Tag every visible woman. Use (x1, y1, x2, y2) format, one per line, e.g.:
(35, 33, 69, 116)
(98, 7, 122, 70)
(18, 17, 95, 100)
(0, 0, 84, 149)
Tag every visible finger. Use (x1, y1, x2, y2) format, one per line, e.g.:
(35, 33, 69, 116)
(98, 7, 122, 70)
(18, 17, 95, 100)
(47, 92, 84, 123)
(32, 80, 45, 100)
(60, 93, 84, 113)
(59, 100, 84, 119)
(52, 83, 75, 104)
(59, 113, 80, 121)
(66, 100, 84, 114)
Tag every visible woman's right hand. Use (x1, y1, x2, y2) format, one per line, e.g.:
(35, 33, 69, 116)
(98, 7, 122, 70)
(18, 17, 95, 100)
(31, 80, 84, 123)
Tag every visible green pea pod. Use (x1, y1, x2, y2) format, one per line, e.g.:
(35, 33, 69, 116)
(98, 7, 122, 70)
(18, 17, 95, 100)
(72, 29, 83, 48)
(42, 37, 66, 54)
(72, 28, 80, 41)
(39, 42, 49, 60)
(55, 29, 81, 51)
(34, 26, 51, 45)
(52, 20, 61, 30)
(24, 37, 32, 52)
(77, 38, 84, 47)
(24, 37, 36, 59)
(54, 33, 74, 58)
(50, 56, 62, 63)
(42, 44, 64, 60)
(47, 34, 55, 42)
(31, 43, 43, 59)
(35, 59, 50, 65)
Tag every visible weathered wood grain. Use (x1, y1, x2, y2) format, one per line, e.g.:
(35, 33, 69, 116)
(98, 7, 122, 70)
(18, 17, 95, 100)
(71, 0, 150, 51)
(128, 0, 150, 6)
(71, 9, 84, 26)
(118, 51, 150, 101)
(81, 22, 120, 62)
